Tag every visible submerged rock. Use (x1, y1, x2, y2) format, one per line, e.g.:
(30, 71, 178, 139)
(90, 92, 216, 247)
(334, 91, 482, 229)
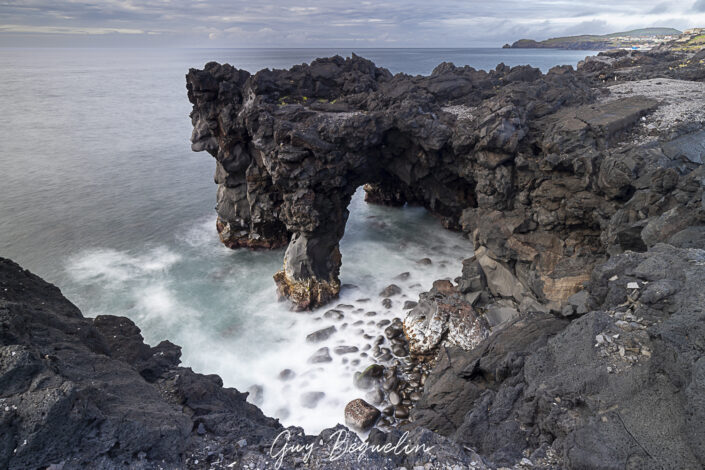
(306, 325, 337, 343)
(308, 347, 333, 363)
(334, 345, 359, 355)
(246, 384, 265, 406)
(300, 391, 326, 409)
(354, 364, 385, 389)
(379, 284, 402, 298)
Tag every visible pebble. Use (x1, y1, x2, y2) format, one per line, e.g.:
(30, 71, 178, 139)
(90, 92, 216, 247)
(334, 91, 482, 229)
(403, 301, 418, 309)
(278, 369, 296, 381)
(384, 324, 403, 339)
(379, 284, 402, 297)
(308, 347, 332, 363)
(383, 377, 399, 391)
(395, 272, 411, 281)
(334, 345, 359, 355)
(382, 298, 392, 309)
(323, 309, 344, 321)
(389, 391, 401, 406)
(306, 326, 337, 343)
(392, 344, 408, 357)
(416, 258, 432, 265)
(394, 406, 409, 419)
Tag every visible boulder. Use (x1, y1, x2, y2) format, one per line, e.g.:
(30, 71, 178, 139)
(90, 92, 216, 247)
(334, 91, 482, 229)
(344, 399, 381, 431)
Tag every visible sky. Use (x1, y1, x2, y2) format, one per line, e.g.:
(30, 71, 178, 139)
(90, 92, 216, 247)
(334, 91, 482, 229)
(1, 0, 705, 48)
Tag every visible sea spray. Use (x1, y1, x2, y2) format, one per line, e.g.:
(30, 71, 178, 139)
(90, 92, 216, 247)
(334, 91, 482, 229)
(65, 189, 474, 433)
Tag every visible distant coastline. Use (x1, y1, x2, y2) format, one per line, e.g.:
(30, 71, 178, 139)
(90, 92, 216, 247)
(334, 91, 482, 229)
(504, 27, 682, 51)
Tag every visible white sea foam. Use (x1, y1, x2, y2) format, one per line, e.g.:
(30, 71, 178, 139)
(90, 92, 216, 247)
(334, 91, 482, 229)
(67, 246, 182, 284)
(64, 189, 474, 434)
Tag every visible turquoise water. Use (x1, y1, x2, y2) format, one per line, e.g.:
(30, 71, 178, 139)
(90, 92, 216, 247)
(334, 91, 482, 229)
(0, 47, 594, 432)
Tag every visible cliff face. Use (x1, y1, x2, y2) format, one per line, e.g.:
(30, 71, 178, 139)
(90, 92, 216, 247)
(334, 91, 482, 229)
(2, 49, 705, 469)
(186, 50, 704, 314)
(186, 56, 600, 311)
(0, 257, 282, 469)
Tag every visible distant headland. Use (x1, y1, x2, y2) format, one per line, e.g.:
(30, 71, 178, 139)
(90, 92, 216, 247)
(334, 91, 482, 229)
(503, 27, 705, 51)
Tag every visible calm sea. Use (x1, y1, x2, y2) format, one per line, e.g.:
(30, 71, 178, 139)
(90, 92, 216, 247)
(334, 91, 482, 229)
(0, 47, 594, 433)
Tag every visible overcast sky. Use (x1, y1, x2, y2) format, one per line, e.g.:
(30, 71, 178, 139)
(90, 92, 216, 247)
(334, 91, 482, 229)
(1, 0, 705, 47)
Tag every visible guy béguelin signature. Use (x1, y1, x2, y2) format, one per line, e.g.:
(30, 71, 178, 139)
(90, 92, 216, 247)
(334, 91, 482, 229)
(269, 429, 435, 469)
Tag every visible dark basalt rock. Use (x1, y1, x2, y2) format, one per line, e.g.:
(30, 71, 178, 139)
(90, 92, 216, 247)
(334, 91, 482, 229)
(0, 257, 490, 469)
(410, 245, 705, 468)
(187, 50, 705, 312)
(0, 257, 280, 469)
(344, 399, 380, 431)
(6, 50, 703, 469)
(186, 55, 599, 309)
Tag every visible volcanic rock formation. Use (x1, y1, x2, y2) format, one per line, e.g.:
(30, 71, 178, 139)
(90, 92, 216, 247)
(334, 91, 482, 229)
(187, 50, 704, 312)
(3, 48, 705, 469)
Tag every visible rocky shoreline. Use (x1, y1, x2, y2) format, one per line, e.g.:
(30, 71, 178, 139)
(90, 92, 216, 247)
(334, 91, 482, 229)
(2, 48, 705, 468)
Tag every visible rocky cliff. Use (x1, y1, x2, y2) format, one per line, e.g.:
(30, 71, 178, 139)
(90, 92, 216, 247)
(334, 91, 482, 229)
(182, 47, 705, 468)
(186, 49, 704, 315)
(2, 48, 705, 469)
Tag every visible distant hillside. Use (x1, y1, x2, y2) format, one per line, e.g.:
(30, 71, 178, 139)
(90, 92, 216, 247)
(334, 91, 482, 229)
(505, 28, 682, 50)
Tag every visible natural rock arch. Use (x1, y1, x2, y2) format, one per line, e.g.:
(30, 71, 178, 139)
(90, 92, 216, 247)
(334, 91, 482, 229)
(186, 54, 680, 310)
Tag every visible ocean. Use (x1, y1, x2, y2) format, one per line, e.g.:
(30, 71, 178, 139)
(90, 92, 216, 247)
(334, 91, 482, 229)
(0, 47, 594, 433)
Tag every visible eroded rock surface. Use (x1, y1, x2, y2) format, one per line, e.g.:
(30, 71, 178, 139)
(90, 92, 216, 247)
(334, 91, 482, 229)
(410, 245, 705, 469)
(187, 49, 705, 313)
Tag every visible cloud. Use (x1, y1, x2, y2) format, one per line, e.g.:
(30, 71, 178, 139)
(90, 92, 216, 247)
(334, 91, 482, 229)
(649, 3, 671, 14)
(0, 24, 144, 34)
(0, 0, 703, 47)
